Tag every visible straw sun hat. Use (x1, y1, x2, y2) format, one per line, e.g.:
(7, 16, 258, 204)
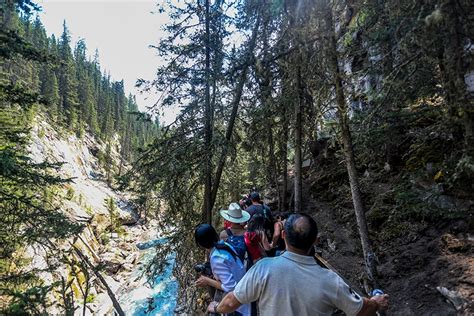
(220, 202, 250, 224)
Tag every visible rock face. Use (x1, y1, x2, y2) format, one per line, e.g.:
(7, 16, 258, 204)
(27, 117, 152, 315)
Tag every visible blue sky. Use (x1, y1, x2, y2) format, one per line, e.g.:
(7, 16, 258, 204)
(38, 0, 179, 123)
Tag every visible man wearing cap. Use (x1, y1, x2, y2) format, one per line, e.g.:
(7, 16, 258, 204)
(219, 202, 250, 241)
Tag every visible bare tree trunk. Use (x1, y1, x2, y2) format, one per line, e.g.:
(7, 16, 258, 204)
(324, 1, 378, 282)
(260, 10, 279, 195)
(280, 100, 289, 211)
(443, 0, 473, 149)
(210, 16, 260, 209)
(202, 0, 213, 224)
(73, 247, 125, 316)
(294, 65, 303, 213)
(267, 125, 279, 193)
(81, 265, 90, 316)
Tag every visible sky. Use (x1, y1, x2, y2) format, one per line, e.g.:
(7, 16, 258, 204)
(38, 0, 179, 124)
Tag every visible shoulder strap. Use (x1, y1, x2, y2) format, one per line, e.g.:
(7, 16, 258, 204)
(215, 242, 239, 262)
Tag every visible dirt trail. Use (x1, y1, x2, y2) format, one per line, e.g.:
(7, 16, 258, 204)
(302, 181, 473, 315)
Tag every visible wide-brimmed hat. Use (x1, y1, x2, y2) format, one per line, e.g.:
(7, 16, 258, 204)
(220, 202, 250, 224)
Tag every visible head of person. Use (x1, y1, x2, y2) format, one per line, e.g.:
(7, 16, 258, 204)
(195, 223, 218, 249)
(274, 211, 290, 222)
(247, 214, 265, 232)
(250, 191, 260, 203)
(219, 202, 250, 227)
(283, 213, 318, 254)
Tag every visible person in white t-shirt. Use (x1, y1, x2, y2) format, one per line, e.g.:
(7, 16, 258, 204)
(207, 213, 389, 316)
(194, 224, 250, 316)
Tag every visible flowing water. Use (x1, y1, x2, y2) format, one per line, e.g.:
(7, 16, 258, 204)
(119, 238, 178, 316)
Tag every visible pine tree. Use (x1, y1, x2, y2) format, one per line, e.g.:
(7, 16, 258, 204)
(57, 20, 79, 129)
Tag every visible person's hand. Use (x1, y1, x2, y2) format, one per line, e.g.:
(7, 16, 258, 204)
(195, 275, 210, 287)
(371, 294, 389, 311)
(207, 301, 218, 313)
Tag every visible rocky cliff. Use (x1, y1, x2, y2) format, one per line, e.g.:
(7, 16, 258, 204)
(26, 116, 175, 315)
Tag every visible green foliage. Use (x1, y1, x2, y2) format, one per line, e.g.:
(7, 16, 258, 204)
(85, 293, 95, 303)
(104, 197, 123, 234)
(65, 186, 75, 200)
(3, 284, 56, 315)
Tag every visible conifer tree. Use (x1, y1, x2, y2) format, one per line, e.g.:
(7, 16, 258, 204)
(57, 20, 79, 129)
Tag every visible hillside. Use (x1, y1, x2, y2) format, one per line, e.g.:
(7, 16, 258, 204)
(301, 159, 473, 315)
(19, 116, 177, 314)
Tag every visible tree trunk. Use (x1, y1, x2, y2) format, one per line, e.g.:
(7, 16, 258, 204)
(73, 247, 125, 316)
(280, 99, 289, 211)
(202, 0, 213, 224)
(294, 65, 303, 213)
(260, 11, 279, 194)
(443, 0, 473, 149)
(210, 16, 260, 209)
(324, 1, 378, 282)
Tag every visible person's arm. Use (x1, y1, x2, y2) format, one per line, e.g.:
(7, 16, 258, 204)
(195, 275, 223, 291)
(357, 295, 389, 316)
(330, 271, 389, 316)
(271, 222, 281, 246)
(207, 292, 241, 314)
(260, 231, 272, 251)
(207, 261, 263, 314)
(210, 253, 238, 292)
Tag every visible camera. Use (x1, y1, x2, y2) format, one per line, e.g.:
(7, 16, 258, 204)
(194, 262, 212, 277)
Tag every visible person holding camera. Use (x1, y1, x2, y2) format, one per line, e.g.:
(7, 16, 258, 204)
(195, 223, 250, 316)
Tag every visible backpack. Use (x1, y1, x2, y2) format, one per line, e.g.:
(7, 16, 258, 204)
(260, 205, 274, 241)
(214, 241, 240, 262)
(225, 229, 247, 263)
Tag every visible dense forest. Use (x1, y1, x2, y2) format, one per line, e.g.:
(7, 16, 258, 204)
(133, 0, 473, 313)
(1, 0, 473, 314)
(1, 0, 159, 313)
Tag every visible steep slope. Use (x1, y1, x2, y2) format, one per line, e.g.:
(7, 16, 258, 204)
(26, 116, 177, 315)
(300, 156, 473, 315)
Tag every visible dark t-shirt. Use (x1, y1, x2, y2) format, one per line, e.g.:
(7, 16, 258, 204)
(246, 204, 272, 218)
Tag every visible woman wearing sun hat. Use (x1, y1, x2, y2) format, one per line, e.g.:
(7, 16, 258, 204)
(219, 203, 250, 263)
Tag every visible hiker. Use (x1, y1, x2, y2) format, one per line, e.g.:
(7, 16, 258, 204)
(244, 214, 272, 264)
(244, 192, 271, 218)
(219, 203, 248, 240)
(223, 220, 233, 229)
(244, 192, 274, 251)
(219, 203, 249, 263)
(271, 211, 289, 256)
(206, 213, 389, 316)
(194, 224, 250, 316)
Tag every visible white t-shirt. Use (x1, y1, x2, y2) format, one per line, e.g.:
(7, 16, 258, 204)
(210, 245, 251, 316)
(234, 251, 363, 316)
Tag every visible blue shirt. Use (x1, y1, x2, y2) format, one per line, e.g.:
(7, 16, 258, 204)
(210, 243, 250, 316)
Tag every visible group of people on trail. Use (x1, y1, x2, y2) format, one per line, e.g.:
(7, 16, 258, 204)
(194, 192, 389, 316)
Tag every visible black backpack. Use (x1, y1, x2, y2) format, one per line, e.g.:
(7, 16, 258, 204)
(260, 205, 274, 241)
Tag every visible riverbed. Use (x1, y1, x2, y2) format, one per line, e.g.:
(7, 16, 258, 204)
(118, 238, 178, 316)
